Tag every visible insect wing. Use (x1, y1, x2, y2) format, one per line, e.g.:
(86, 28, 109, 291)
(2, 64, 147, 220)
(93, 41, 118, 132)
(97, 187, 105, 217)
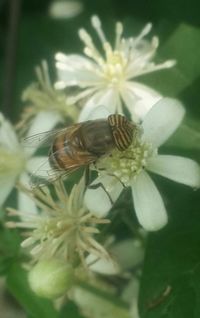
(22, 123, 81, 148)
(29, 155, 61, 187)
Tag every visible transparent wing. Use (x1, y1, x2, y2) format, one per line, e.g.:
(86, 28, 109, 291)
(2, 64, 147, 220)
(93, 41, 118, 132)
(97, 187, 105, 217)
(29, 155, 62, 188)
(22, 123, 81, 148)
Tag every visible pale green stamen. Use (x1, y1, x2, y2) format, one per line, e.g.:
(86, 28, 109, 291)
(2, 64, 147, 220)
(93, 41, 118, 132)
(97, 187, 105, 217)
(97, 140, 156, 187)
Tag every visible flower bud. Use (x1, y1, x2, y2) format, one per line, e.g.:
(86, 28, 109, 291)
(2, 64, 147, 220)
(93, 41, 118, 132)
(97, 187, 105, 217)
(28, 259, 74, 299)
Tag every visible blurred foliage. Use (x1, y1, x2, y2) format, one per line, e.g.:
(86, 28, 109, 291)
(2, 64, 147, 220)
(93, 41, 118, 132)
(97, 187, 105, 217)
(0, 0, 200, 317)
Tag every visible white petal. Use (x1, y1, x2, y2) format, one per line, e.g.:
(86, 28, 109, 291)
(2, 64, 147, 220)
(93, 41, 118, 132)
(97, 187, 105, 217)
(122, 276, 140, 305)
(87, 105, 111, 120)
(147, 155, 200, 188)
(110, 239, 144, 270)
(78, 92, 105, 122)
(18, 191, 38, 216)
(131, 170, 168, 231)
(55, 53, 100, 87)
(55, 53, 95, 69)
(0, 176, 16, 206)
(78, 89, 119, 121)
(26, 156, 50, 175)
(0, 113, 19, 151)
(84, 175, 123, 217)
(26, 111, 61, 138)
(86, 254, 120, 275)
(24, 111, 62, 157)
(49, 1, 83, 19)
(142, 98, 185, 147)
(121, 82, 162, 121)
(18, 173, 38, 216)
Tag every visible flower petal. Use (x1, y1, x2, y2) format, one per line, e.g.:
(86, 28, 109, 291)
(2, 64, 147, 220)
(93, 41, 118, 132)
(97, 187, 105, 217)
(55, 53, 100, 88)
(18, 173, 38, 216)
(86, 254, 120, 275)
(24, 111, 62, 157)
(0, 176, 16, 206)
(26, 156, 50, 175)
(142, 98, 185, 147)
(26, 111, 62, 138)
(110, 239, 145, 270)
(121, 82, 162, 121)
(78, 89, 120, 121)
(84, 175, 123, 217)
(147, 155, 200, 188)
(0, 113, 19, 151)
(131, 170, 168, 231)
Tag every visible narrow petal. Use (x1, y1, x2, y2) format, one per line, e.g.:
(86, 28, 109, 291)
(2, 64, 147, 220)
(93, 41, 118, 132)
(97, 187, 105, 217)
(86, 254, 120, 275)
(0, 113, 19, 151)
(84, 175, 123, 217)
(18, 173, 38, 216)
(110, 239, 145, 270)
(142, 98, 185, 147)
(0, 176, 16, 206)
(87, 106, 111, 120)
(147, 155, 200, 188)
(24, 111, 62, 157)
(131, 170, 168, 231)
(26, 111, 62, 138)
(121, 82, 162, 121)
(55, 53, 100, 87)
(78, 89, 119, 121)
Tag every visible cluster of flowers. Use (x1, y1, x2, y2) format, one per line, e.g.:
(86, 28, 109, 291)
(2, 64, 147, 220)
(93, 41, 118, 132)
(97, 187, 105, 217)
(1, 16, 200, 317)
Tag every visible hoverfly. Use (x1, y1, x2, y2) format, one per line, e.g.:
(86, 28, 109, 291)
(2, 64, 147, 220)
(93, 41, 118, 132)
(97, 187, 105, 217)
(24, 114, 137, 186)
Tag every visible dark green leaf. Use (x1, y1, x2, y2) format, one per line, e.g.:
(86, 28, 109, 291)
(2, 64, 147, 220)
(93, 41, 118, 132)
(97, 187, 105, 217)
(139, 186, 200, 318)
(59, 301, 85, 318)
(166, 115, 200, 150)
(140, 23, 200, 98)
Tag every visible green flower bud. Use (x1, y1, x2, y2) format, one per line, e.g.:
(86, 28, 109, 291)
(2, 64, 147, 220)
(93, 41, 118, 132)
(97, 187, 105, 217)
(28, 259, 74, 299)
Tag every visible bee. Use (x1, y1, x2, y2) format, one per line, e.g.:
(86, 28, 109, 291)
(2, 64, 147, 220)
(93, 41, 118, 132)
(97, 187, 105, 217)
(25, 114, 137, 186)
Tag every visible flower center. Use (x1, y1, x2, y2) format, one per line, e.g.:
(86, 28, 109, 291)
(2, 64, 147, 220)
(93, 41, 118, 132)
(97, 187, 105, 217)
(97, 139, 156, 187)
(0, 148, 25, 176)
(101, 47, 127, 86)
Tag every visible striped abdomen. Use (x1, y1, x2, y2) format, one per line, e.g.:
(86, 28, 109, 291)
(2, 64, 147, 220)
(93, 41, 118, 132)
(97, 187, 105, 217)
(108, 114, 134, 151)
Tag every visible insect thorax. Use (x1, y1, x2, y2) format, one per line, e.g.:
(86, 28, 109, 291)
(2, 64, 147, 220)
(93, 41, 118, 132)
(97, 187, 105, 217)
(80, 119, 115, 155)
(108, 114, 134, 151)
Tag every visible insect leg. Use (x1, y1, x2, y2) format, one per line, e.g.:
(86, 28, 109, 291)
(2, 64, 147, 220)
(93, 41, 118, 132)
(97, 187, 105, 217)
(87, 182, 114, 205)
(84, 165, 91, 187)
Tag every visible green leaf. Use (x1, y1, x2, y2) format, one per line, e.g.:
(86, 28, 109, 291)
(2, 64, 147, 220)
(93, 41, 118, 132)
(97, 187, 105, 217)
(166, 115, 200, 150)
(59, 301, 85, 318)
(0, 225, 21, 275)
(138, 186, 200, 318)
(6, 263, 59, 318)
(140, 23, 200, 97)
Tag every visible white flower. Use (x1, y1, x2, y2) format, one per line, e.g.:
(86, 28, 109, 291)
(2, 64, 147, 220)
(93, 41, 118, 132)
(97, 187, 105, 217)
(71, 281, 130, 318)
(84, 98, 200, 231)
(0, 112, 56, 212)
(6, 178, 113, 266)
(48, 0, 83, 19)
(55, 15, 175, 122)
(19, 61, 78, 133)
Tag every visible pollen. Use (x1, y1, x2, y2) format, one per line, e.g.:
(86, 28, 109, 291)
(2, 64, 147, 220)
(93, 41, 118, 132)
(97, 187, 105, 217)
(97, 139, 156, 187)
(101, 48, 128, 86)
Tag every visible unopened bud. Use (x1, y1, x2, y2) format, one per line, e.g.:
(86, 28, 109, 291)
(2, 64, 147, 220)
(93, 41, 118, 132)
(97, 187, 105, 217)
(28, 259, 75, 299)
